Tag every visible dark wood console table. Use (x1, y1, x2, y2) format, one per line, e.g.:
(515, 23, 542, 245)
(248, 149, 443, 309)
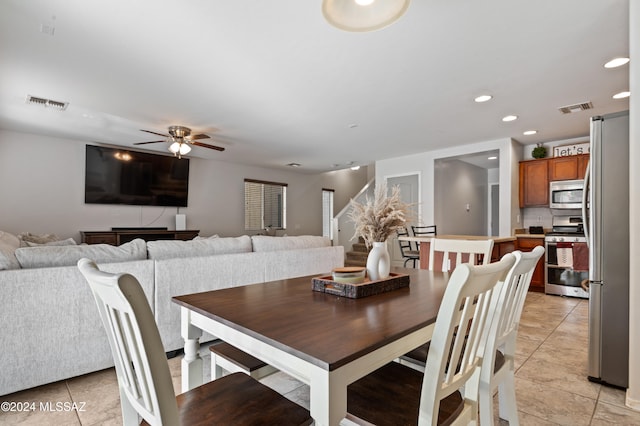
(81, 229, 199, 245)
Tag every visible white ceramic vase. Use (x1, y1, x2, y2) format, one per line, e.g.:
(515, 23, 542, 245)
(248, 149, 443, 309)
(366, 241, 391, 281)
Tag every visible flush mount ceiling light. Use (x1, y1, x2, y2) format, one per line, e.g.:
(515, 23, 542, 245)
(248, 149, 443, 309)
(502, 115, 518, 122)
(604, 57, 629, 68)
(322, 0, 411, 32)
(613, 91, 630, 99)
(474, 94, 493, 103)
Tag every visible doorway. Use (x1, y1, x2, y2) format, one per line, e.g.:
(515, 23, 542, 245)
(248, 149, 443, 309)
(387, 174, 420, 267)
(490, 183, 499, 236)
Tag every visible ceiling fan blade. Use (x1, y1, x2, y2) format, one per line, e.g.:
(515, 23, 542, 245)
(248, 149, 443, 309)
(190, 133, 210, 140)
(140, 129, 169, 137)
(192, 141, 225, 151)
(133, 140, 165, 145)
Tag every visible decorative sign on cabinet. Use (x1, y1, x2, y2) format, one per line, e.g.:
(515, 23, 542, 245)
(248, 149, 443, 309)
(552, 142, 589, 157)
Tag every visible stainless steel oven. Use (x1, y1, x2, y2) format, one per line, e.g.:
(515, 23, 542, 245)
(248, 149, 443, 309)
(550, 179, 585, 210)
(545, 216, 589, 298)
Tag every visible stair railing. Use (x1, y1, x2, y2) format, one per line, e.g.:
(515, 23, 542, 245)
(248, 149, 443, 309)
(332, 178, 375, 256)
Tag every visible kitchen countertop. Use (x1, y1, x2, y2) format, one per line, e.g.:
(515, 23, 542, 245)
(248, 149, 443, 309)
(398, 234, 516, 243)
(515, 234, 546, 239)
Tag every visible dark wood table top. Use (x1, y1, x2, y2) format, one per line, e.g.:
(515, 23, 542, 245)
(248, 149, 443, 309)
(172, 266, 449, 371)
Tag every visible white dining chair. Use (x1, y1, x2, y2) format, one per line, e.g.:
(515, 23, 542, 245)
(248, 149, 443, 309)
(478, 246, 545, 426)
(398, 238, 496, 369)
(77, 258, 312, 426)
(346, 254, 515, 426)
(429, 238, 494, 272)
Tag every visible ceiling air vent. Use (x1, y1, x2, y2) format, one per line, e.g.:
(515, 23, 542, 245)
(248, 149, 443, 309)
(558, 101, 593, 114)
(26, 95, 68, 111)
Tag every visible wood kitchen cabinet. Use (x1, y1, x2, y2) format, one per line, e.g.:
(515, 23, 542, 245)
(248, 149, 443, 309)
(578, 154, 590, 179)
(517, 237, 545, 292)
(519, 159, 549, 207)
(491, 240, 515, 263)
(548, 154, 590, 181)
(519, 154, 590, 208)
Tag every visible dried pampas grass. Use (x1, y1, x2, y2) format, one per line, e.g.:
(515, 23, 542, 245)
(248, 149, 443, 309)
(348, 182, 412, 248)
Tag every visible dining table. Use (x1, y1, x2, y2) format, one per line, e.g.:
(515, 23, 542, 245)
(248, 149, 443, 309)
(172, 266, 449, 426)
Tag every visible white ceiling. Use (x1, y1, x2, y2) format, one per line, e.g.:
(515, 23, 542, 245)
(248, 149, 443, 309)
(0, 0, 630, 173)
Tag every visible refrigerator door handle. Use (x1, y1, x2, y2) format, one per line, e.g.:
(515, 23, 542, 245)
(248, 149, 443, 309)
(589, 117, 603, 283)
(582, 159, 590, 247)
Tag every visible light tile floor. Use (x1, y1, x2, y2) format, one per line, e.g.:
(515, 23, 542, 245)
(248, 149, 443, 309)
(2, 293, 639, 425)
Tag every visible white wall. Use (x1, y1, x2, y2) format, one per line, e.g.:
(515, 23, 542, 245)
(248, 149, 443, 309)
(376, 137, 523, 237)
(0, 129, 369, 241)
(434, 159, 487, 235)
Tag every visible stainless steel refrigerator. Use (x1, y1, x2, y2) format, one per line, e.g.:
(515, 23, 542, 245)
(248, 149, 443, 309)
(584, 110, 629, 389)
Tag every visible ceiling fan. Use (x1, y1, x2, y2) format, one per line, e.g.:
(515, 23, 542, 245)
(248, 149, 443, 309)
(133, 125, 225, 158)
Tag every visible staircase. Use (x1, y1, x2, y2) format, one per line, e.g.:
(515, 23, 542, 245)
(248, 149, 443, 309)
(345, 237, 370, 267)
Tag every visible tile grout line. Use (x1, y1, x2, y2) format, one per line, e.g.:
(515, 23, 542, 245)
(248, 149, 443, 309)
(513, 296, 578, 375)
(515, 297, 594, 425)
(64, 380, 83, 426)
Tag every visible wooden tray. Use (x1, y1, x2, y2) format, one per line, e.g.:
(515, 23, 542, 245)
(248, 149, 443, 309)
(312, 272, 410, 299)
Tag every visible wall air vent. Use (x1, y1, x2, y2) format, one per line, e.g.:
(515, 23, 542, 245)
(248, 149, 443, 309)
(26, 95, 68, 111)
(558, 101, 593, 114)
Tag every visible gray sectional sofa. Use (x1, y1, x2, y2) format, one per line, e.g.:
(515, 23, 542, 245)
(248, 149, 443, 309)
(0, 234, 344, 396)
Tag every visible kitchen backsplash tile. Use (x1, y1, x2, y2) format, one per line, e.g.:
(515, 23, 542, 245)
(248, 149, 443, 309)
(523, 207, 553, 229)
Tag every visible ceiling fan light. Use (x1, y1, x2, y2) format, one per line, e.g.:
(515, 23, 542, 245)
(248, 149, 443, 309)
(322, 0, 411, 32)
(179, 143, 191, 155)
(168, 141, 181, 154)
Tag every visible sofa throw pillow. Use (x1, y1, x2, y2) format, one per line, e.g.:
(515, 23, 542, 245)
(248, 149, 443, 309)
(147, 235, 252, 260)
(251, 235, 331, 252)
(18, 232, 61, 246)
(23, 238, 77, 247)
(14, 238, 147, 269)
(0, 231, 22, 270)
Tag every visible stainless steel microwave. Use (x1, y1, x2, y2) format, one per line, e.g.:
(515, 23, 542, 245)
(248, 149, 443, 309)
(549, 179, 584, 209)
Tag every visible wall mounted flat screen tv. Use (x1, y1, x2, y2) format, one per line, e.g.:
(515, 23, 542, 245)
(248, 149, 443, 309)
(85, 145, 189, 207)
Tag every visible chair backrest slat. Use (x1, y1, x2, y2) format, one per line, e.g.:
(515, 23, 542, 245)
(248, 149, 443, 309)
(419, 254, 515, 423)
(491, 246, 545, 350)
(428, 238, 494, 272)
(78, 258, 179, 426)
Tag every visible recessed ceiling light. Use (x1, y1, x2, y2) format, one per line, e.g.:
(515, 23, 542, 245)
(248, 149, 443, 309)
(502, 115, 518, 122)
(612, 91, 630, 99)
(474, 95, 493, 103)
(488, 156, 497, 160)
(287, 162, 301, 167)
(523, 130, 537, 135)
(604, 57, 630, 68)
(350, 165, 361, 170)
